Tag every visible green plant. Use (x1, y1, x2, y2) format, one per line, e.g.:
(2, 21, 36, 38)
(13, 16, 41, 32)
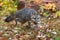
(0, 0, 17, 16)
(55, 11, 60, 18)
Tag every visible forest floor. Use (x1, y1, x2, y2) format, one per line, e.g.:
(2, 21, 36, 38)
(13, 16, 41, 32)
(0, 16, 60, 40)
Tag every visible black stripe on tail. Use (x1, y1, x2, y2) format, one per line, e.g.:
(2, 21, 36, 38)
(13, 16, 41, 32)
(5, 15, 16, 22)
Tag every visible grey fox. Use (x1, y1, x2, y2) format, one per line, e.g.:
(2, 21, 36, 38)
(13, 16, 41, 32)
(5, 8, 40, 28)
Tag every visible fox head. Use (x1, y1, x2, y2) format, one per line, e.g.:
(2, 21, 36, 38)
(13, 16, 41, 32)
(31, 14, 40, 24)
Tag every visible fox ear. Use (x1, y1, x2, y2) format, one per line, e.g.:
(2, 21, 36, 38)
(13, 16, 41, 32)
(31, 13, 35, 19)
(31, 13, 35, 17)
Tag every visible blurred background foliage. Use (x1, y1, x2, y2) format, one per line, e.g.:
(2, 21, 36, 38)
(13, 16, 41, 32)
(0, 0, 18, 16)
(0, 0, 60, 18)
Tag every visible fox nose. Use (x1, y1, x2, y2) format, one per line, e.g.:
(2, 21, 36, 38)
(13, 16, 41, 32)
(34, 20, 39, 24)
(35, 18, 40, 24)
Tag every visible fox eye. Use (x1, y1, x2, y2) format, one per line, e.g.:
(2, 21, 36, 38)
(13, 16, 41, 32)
(37, 18, 39, 19)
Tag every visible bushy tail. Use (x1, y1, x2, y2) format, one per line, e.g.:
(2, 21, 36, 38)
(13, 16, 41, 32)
(5, 15, 16, 22)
